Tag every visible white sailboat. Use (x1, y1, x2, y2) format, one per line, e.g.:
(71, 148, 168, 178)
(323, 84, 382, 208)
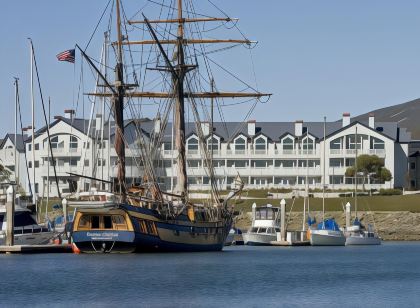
(345, 127, 381, 245)
(309, 116, 345, 246)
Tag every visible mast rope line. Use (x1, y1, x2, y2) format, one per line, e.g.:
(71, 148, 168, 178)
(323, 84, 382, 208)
(30, 40, 62, 200)
(16, 80, 33, 196)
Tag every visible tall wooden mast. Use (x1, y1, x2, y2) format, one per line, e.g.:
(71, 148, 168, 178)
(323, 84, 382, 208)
(114, 0, 126, 200)
(174, 0, 188, 198)
(88, 0, 272, 202)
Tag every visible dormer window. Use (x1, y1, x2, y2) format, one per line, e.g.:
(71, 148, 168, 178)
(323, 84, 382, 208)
(282, 137, 294, 152)
(207, 137, 219, 152)
(234, 136, 247, 154)
(254, 136, 267, 154)
(187, 136, 199, 153)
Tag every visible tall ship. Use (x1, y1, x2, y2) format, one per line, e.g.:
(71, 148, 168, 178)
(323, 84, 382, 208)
(67, 0, 270, 252)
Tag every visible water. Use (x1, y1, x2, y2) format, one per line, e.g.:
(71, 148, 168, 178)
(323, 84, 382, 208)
(0, 242, 419, 307)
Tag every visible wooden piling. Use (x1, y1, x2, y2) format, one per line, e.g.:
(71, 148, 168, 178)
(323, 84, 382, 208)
(6, 185, 15, 247)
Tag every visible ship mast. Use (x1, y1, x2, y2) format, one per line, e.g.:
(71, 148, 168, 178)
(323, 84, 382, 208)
(173, 0, 188, 198)
(89, 0, 272, 203)
(114, 0, 126, 200)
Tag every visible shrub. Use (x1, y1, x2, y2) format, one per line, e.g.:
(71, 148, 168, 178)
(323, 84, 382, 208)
(378, 188, 403, 196)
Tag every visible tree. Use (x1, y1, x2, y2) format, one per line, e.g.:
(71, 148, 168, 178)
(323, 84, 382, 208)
(0, 164, 11, 182)
(345, 154, 392, 190)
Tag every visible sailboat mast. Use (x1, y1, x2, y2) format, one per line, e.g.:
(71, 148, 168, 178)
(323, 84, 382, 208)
(354, 126, 358, 218)
(174, 0, 188, 198)
(14, 78, 19, 186)
(322, 116, 326, 223)
(30, 41, 36, 204)
(114, 0, 126, 199)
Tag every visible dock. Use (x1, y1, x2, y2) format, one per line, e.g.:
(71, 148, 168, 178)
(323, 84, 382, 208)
(270, 240, 311, 246)
(0, 244, 72, 254)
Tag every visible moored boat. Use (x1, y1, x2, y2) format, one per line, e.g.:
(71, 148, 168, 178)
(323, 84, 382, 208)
(309, 219, 346, 246)
(65, 0, 270, 253)
(243, 204, 281, 246)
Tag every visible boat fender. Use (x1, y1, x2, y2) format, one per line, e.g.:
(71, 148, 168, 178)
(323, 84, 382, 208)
(306, 229, 311, 241)
(187, 207, 195, 222)
(72, 243, 81, 254)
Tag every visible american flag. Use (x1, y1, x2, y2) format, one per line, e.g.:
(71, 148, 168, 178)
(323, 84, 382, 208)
(56, 49, 75, 63)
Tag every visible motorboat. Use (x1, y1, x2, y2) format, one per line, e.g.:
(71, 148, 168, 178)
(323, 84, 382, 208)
(243, 204, 281, 246)
(0, 197, 55, 245)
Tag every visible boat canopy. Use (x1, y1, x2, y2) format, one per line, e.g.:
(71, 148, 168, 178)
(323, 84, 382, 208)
(255, 207, 279, 220)
(317, 218, 340, 231)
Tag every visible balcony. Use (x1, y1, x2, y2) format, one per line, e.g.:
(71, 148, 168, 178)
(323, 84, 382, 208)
(329, 149, 386, 157)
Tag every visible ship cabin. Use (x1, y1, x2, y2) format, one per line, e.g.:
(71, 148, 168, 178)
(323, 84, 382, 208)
(250, 204, 281, 232)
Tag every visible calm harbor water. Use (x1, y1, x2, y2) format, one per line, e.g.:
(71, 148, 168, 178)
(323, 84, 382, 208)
(0, 242, 419, 307)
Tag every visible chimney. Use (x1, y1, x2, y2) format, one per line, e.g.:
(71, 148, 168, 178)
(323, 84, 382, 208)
(294, 120, 303, 137)
(201, 122, 210, 136)
(342, 112, 350, 127)
(368, 113, 375, 129)
(248, 120, 256, 136)
(64, 109, 75, 120)
(154, 117, 161, 134)
(95, 114, 102, 132)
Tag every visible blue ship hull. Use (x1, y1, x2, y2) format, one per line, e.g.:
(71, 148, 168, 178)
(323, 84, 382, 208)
(72, 203, 232, 253)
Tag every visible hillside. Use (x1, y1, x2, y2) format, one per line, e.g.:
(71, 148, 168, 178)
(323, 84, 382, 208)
(354, 98, 420, 140)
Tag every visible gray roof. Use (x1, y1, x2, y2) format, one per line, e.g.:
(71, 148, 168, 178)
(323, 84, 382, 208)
(23, 116, 409, 146)
(0, 133, 26, 152)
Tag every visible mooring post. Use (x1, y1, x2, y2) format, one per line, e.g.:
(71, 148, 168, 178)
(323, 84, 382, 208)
(345, 202, 351, 230)
(6, 185, 15, 246)
(62, 198, 68, 241)
(280, 199, 286, 242)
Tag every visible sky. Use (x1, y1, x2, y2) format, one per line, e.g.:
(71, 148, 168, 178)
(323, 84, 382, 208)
(2, 0, 420, 135)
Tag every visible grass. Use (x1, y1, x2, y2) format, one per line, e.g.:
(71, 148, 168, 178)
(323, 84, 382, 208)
(194, 194, 420, 213)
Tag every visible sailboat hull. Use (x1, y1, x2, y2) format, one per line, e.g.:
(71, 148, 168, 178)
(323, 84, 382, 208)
(345, 235, 381, 245)
(310, 230, 346, 246)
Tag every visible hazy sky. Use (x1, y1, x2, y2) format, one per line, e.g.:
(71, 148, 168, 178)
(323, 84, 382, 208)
(2, 0, 420, 135)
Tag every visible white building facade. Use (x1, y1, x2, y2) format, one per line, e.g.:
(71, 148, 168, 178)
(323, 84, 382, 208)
(1, 112, 412, 197)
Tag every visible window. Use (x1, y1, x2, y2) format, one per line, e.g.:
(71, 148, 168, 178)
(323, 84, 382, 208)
(34, 161, 39, 168)
(103, 216, 113, 229)
(330, 137, 342, 150)
(163, 142, 172, 151)
(370, 137, 384, 150)
(70, 158, 79, 167)
(207, 137, 219, 152)
(282, 137, 294, 151)
(254, 137, 266, 150)
(330, 158, 344, 167)
(70, 136, 78, 149)
(302, 137, 314, 150)
(188, 160, 200, 168)
(84, 159, 89, 167)
(91, 216, 100, 229)
(187, 137, 199, 151)
(234, 137, 246, 152)
(35, 143, 39, 150)
(50, 136, 59, 149)
(28, 144, 32, 151)
(411, 162, 416, 170)
(346, 134, 367, 150)
(97, 159, 106, 166)
(345, 158, 355, 167)
(78, 216, 90, 229)
(28, 161, 32, 168)
(35, 183, 39, 194)
(83, 142, 90, 149)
